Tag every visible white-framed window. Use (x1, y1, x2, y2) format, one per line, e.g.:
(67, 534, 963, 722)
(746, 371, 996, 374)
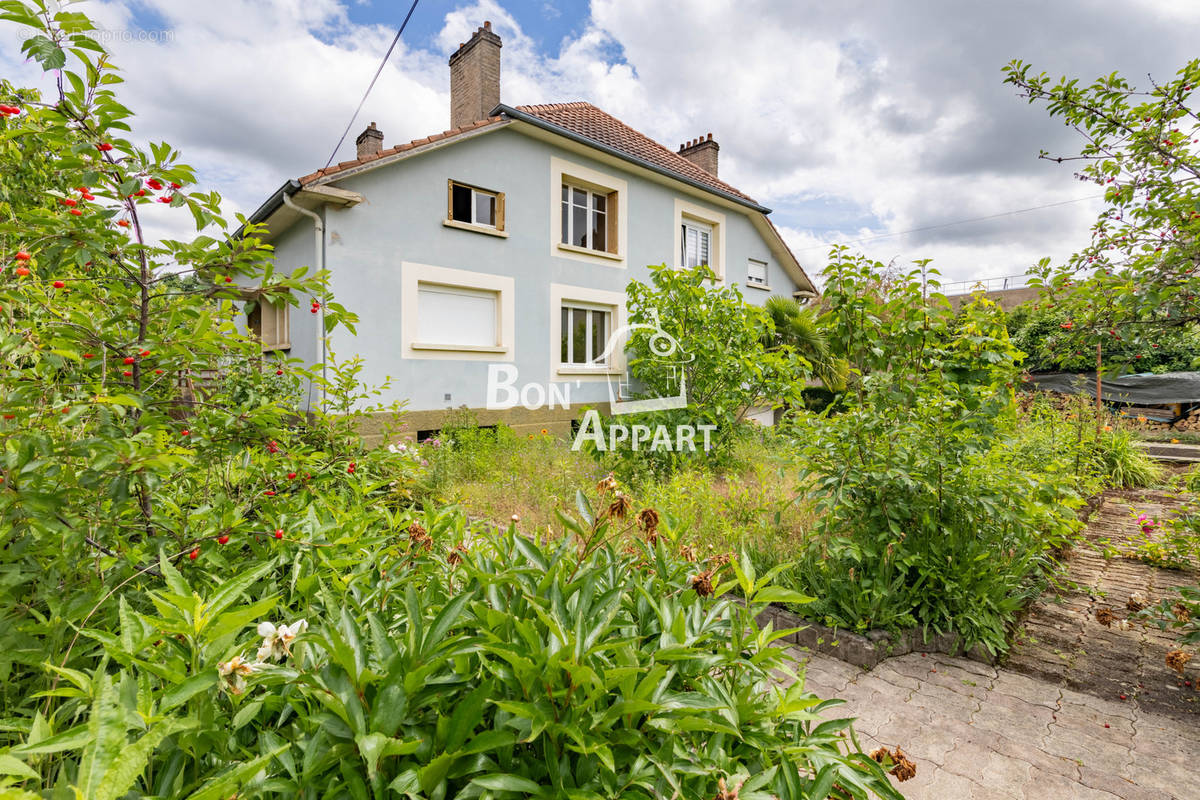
(747, 258, 768, 287)
(416, 284, 499, 348)
(681, 219, 713, 269)
(448, 180, 504, 229)
(673, 199, 725, 279)
(561, 302, 613, 367)
(401, 262, 514, 360)
(561, 184, 611, 252)
(248, 294, 291, 352)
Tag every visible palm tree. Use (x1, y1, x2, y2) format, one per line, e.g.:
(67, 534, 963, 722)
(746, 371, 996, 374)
(762, 295, 848, 391)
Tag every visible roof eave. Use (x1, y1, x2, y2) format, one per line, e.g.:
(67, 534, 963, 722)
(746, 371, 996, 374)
(493, 104, 772, 215)
(237, 179, 302, 237)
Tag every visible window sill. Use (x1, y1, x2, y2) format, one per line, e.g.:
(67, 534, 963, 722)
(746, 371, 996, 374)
(557, 242, 623, 262)
(745, 282, 771, 291)
(443, 219, 508, 238)
(412, 342, 508, 354)
(557, 365, 622, 376)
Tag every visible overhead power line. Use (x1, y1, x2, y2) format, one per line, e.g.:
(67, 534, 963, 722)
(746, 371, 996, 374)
(792, 194, 1104, 253)
(322, 0, 422, 170)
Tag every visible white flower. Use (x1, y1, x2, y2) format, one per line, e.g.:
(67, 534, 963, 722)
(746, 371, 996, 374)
(255, 618, 308, 661)
(217, 654, 258, 695)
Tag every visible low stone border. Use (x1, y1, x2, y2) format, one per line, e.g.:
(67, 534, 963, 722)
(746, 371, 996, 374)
(757, 491, 1109, 670)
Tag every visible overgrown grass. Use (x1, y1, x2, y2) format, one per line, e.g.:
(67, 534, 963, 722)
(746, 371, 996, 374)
(417, 424, 815, 560)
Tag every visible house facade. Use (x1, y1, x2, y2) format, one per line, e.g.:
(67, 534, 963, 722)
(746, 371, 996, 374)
(244, 22, 815, 443)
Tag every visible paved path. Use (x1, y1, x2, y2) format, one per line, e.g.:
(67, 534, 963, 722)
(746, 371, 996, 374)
(793, 648, 1200, 799)
(786, 488, 1199, 798)
(1005, 489, 1198, 722)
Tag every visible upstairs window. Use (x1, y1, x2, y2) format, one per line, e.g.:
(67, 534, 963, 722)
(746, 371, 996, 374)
(561, 184, 615, 253)
(747, 258, 768, 287)
(561, 302, 612, 367)
(680, 219, 712, 269)
(448, 180, 504, 230)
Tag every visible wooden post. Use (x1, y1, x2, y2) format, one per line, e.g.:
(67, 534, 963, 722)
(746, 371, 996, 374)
(1096, 341, 1103, 432)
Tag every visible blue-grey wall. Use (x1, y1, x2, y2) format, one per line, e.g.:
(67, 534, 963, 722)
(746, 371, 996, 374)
(276, 127, 803, 412)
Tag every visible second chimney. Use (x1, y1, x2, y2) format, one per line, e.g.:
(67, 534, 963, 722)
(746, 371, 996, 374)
(678, 133, 719, 176)
(449, 21, 502, 129)
(356, 122, 384, 159)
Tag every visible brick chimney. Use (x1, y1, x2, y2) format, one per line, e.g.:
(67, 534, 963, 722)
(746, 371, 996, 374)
(449, 21, 502, 129)
(355, 122, 383, 159)
(678, 133, 719, 176)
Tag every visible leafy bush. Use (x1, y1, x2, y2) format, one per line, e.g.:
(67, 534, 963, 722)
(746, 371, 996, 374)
(782, 252, 1084, 653)
(589, 264, 807, 480)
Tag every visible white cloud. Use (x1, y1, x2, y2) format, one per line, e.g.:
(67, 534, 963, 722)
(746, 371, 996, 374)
(1, 0, 1196, 283)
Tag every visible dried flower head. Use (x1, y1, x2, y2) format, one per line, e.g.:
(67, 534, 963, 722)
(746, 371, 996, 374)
(679, 544, 697, 562)
(635, 507, 660, 533)
(407, 521, 432, 549)
(1166, 649, 1193, 674)
(691, 569, 715, 597)
(1095, 607, 1116, 627)
(447, 543, 468, 567)
(1127, 592, 1149, 612)
(870, 746, 917, 782)
(607, 492, 632, 520)
(1173, 602, 1192, 623)
(710, 552, 732, 569)
(596, 473, 617, 494)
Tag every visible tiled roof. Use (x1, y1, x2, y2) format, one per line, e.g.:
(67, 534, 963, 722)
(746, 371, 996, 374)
(298, 116, 506, 184)
(514, 102, 758, 205)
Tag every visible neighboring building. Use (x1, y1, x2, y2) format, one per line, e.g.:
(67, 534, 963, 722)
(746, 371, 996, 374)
(243, 22, 816, 442)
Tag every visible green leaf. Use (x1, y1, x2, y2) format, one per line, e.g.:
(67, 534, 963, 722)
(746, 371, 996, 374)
(181, 744, 287, 800)
(470, 773, 542, 793)
(0, 754, 38, 781)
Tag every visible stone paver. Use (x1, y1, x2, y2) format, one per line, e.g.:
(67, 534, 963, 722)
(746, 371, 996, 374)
(792, 648, 1200, 799)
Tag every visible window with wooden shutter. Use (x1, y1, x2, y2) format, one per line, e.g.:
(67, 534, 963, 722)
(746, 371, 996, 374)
(247, 294, 290, 352)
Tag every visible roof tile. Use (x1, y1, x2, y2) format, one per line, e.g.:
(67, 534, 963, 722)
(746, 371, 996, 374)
(514, 102, 757, 204)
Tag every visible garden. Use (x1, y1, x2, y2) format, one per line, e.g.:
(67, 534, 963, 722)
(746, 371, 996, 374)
(1, 2, 1199, 798)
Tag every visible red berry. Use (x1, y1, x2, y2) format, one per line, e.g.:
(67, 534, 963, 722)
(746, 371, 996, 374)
(52, 280, 65, 289)
(218, 534, 230, 545)
(287, 472, 297, 479)
(14, 251, 30, 261)
(169, 182, 181, 190)
(1104, 723, 1110, 728)
(158, 196, 173, 204)
(139, 349, 150, 356)
(69, 209, 82, 216)
(274, 529, 284, 539)
(122, 370, 132, 377)
(97, 143, 114, 151)
(181, 429, 190, 436)
(14, 266, 29, 277)
(1119, 694, 1127, 700)
(264, 490, 276, 496)
(146, 179, 163, 190)
(3, 414, 14, 420)
(117, 220, 130, 228)
(60, 198, 76, 207)
(83, 353, 94, 359)
(154, 369, 163, 374)
(224, 276, 232, 283)
(188, 549, 199, 560)
(123, 357, 136, 365)
(276, 369, 283, 375)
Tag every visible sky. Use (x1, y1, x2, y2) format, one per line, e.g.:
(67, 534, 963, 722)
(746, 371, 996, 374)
(3, 0, 1200, 287)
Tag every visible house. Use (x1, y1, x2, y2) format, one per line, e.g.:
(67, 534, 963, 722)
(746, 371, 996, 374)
(243, 21, 816, 443)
